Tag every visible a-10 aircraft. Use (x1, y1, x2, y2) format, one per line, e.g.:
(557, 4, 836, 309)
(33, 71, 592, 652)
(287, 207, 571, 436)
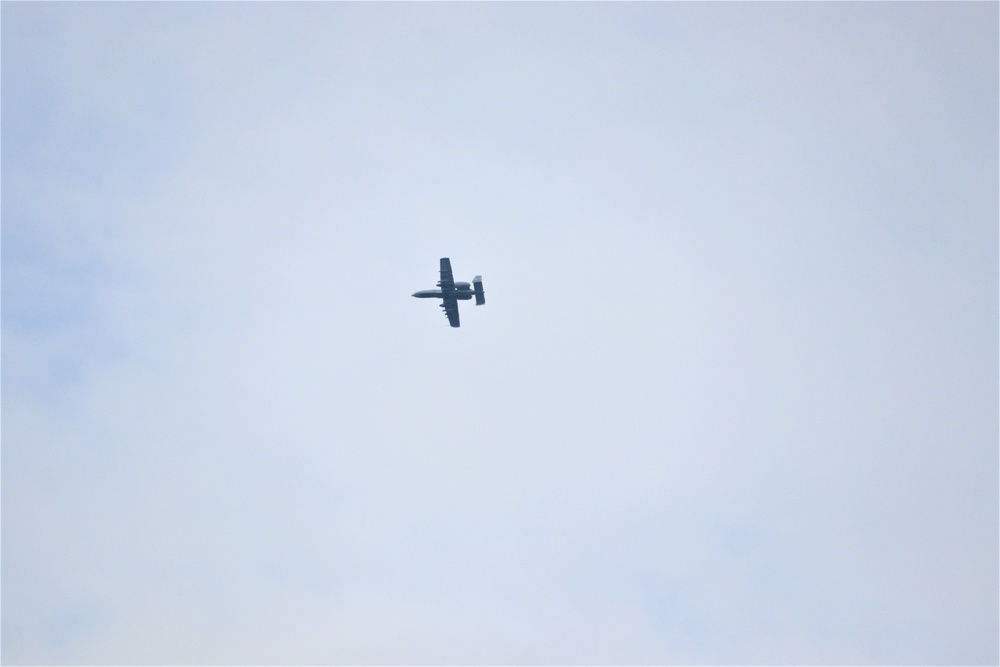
(412, 257, 485, 327)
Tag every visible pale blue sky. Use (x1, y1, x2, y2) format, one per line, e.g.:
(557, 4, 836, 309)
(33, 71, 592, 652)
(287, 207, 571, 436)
(3, 3, 997, 665)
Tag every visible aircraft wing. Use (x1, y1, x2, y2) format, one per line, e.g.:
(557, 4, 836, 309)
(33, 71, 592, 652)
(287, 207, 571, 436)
(438, 257, 455, 291)
(441, 297, 460, 328)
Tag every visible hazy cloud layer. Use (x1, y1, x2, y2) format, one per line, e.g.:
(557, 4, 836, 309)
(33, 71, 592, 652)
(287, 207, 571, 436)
(3, 3, 997, 664)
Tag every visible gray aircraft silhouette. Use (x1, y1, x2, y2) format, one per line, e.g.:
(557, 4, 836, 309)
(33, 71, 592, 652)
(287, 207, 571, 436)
(412, 257, 485, 327)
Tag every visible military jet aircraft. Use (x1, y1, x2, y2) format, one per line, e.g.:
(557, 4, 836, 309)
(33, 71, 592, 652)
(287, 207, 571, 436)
(412, 257, 485, 327)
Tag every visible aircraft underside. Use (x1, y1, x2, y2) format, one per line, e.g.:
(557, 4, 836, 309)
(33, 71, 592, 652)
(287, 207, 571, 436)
(411, 258, 485, 327)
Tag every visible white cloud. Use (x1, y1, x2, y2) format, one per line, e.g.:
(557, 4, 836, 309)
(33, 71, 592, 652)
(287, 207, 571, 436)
(3, 2, 996, 665)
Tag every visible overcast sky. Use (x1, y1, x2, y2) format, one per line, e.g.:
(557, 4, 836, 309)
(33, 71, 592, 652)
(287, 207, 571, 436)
(2, 3, 997, 665)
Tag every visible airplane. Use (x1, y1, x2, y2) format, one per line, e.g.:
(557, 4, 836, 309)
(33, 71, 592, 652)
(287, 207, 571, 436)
(412, 257, 485, 328)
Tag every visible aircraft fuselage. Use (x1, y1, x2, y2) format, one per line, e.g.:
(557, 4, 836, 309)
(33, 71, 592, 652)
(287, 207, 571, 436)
(411, 287, 475, 301)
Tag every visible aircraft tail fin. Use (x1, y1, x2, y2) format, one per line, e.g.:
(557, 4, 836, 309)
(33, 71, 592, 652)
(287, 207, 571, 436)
(473, 276, 486, 305)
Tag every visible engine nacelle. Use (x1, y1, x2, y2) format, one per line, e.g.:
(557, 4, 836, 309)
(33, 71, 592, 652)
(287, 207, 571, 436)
(454, 282, 471, 291)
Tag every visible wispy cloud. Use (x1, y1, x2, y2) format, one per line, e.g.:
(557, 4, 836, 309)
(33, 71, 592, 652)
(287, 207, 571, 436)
(3, 2, 997, 664)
